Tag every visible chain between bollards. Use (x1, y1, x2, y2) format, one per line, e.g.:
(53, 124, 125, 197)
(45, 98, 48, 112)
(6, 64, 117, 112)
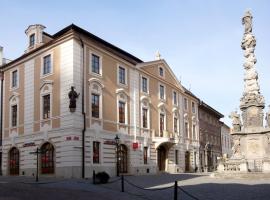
(174, 181, 178, 200)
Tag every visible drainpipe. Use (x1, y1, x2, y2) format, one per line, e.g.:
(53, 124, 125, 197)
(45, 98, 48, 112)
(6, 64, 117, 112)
(0, 70, 3, 176)
(79, 36, 86, 179)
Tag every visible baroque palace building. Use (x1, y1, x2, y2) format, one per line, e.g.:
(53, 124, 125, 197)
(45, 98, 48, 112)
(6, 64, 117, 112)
(0, 24, 210, 178)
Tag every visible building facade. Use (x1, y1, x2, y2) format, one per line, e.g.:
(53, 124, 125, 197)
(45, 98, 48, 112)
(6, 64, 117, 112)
(221, 122, 232, 158)
(0, 24, 201, 178)
(198, 101, 223, 172)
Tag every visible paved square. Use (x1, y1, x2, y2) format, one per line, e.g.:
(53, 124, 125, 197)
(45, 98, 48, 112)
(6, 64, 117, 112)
(0, 173, 270, 200)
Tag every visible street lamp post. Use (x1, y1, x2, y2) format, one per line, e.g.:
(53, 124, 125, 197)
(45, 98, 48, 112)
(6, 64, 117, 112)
(30, 147, 45, 182)
(114, 135, 120, 177)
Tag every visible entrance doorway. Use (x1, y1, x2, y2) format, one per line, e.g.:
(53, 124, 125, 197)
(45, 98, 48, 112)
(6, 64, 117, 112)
(185, 151, 190, 172)
(9, 147, 19, 175)
(157, 145, 166, 171)
(119, 144, 128, 173)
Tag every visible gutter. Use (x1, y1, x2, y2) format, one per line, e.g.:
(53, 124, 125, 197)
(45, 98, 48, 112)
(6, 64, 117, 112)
(0, 70, 3, 175)
(79, 36, 86, 179)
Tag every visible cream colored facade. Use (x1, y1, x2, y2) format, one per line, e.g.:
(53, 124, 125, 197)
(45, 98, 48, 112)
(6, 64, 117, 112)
(0, 24, 200, 178)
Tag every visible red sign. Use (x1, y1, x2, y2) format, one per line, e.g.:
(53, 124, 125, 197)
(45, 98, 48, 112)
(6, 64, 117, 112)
(74, 136, 79, 141)
(132, 142, 139, 150)
(66, 136, 72, 141)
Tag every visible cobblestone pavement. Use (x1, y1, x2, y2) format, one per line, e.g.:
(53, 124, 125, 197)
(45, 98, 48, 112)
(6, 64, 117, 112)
(0, 173, 270, 200)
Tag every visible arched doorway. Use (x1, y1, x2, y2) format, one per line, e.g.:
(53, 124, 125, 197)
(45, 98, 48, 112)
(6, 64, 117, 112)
(41, 142, 55, 174)
(119, 144, 128, 173)
(185, 151, 190, 172)
(9, 147, 19, 175)
(157, 145, 166, 171)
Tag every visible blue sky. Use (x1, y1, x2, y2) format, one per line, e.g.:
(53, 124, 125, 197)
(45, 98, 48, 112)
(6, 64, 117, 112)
(1, 0, 270, 125)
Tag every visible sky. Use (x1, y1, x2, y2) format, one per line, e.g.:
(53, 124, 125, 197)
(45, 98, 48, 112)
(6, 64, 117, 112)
(1, 0, 270, 126)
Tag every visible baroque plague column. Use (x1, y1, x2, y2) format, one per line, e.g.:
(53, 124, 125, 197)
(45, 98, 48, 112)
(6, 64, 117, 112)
(218, 11, 270, 173)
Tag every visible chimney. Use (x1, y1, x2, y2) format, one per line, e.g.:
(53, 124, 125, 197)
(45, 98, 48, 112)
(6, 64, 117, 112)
(0, 46, 3, 66)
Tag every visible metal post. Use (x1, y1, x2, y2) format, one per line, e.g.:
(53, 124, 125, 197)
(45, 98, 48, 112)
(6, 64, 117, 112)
(93, 170, 96, 184)
(121, 175, 124, 192)
(174, 181, 178, 200)
(116, 144, 119, 177)
(36, 147, 39, 182)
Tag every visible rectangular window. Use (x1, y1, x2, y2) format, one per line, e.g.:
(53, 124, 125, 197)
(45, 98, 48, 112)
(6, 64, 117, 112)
(12, 70, 18, 88)
(142, 108, 148, 128)
(175, 150, 179, 165)
(159, 85, 164, 100)
(119, 66, 126, 84)
(43, 55, 51, 75)
(159, 67, 164, 77)
(184, 98, 188, 110)
(143, 147, 148, 165)
(43, 94, 50, 119)
(192, 102, 195, 113)
(192, 125, 196, 139)
(93, 141, 100, 164)
(29, 34, 35, 47)
(185, 122, 188, 138)
(11, 105, 17, 127)
(119, 101, 125, 123)
(160, 114, 164, 136)
(91, 94, 100, 118)
(91, 54, 100, 74)
(142, 77, 148, 93)
(173, 91, 177, 105)
(174, 117, 178, 133)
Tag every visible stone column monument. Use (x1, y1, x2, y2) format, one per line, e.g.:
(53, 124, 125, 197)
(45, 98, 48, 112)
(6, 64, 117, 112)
(217, 11, 270, 174)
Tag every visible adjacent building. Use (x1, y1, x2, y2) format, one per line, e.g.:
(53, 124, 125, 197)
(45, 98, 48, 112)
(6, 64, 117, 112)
(0, 24, 202, 178)
(198, 101, 224, 172)
(221, 122, 232, 158)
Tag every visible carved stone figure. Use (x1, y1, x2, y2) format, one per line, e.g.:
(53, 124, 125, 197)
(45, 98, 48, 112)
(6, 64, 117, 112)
(68, 86, 79, 112)
(242, 10, 253, 34)
(232, 138, 241, 157)
(229, 111, 242, 132)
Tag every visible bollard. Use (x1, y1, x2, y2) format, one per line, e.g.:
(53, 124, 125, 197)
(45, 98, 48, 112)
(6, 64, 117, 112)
(174, 181, 178, 200)
(93, 170, 96, 184)
(121, 175, 124, 192)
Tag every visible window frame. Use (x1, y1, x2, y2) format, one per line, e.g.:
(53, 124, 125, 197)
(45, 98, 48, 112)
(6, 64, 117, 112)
(91, 93, 100, 118)
(117, 65, 128, 86)
(10, 68, 19, 90)
(143, 147, 148, 165)
(173, 90, 178, 106)
(159, 83, 166, 100)
(11, 104, 18, 127)
(184, 98, 188, 110)
(141, 76, 149, 93)
(191, 101, 196, 113)
(90, 52, 102, 76)
(159, 66, 165, 77)
(41, 53, 53, 77)
(184, 121, 189, 138)
(93, 141, 100, 164)
(29, 33, 35, 47)
(42, 94, 51, 120)
(118, 101, 126, 124)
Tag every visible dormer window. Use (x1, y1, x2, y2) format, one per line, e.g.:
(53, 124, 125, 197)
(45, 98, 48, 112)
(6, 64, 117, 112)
(29, 34, 35, 47)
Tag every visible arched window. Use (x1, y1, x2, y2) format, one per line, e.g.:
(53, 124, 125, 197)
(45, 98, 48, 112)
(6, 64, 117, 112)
(173, 111, 179, 134)
(9, 147, 19, 175)
(9, 95, 19, 128)
(117, 92, 128, 124)
(41, 142, 55, 174)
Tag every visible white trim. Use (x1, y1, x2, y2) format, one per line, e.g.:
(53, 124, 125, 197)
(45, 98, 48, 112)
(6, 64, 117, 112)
(40, 52, 54, 78)
(89, 81, 103, 122)
(158, 65, 165, 78)
(158, 82, 166, 101)
(117, 92, 128, 126)
(184, 97, 188, 111)
(40, 83, 53, 124)
(191, 101, 196, 114)
(10, 68, 19, 90)
(89, 51, 103, 77)
(140, 75, 149, 94)
(117, 64, 128, 87)
(158, 107, 166, 137)
(9, 96, 19, 128)
(141, 99, 150, 129)
(172, 90, 178, 106)
(173, 111, 179, 134)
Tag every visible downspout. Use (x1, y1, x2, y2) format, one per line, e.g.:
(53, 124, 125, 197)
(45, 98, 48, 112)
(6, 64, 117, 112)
(0, 70, 3, 176)
(79, 36, 85, 179)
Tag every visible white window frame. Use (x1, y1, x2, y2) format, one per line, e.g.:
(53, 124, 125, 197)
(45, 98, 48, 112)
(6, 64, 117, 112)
(9, 96, 19, 128)
(173, 112, 179, 134)
(89, 51, 103, 77)
(184, 97, 188, 110)
(117, 64, 128, 86)
(172, 90, 178, 106)
(90, 82, 103, 120)
(141, 100, 150, 129)
(184, 121, 189, 139)
(191, 101, 196, 113)
(141, 75, 149, 94)
(158, 83, 166, 101)
(92, 140, 103, 165)
(41, 52, 53, 78)
(10, 68, 19, 90)
(40, 83, 53, 121)
(159, 107, 166, 137)
(117, 92, 128, 125)
(192, 124, 196, 140)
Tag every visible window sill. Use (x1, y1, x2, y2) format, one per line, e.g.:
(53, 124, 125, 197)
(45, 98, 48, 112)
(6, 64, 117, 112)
(41, 72, 53, 79)
(90, 72, 102, 78)
(117, 82, 128, 88)
(10, 86, 19, 91)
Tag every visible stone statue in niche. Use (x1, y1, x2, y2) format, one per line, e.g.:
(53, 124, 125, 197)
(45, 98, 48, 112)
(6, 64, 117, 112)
(229, 111, 242, 132)
(232, 138, 241, 158)
(68, 86, 79, 112)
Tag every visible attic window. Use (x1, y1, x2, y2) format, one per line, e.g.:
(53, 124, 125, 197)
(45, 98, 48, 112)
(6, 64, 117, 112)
(159, 67, 164, 77)
(29, 34, 35, 47)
